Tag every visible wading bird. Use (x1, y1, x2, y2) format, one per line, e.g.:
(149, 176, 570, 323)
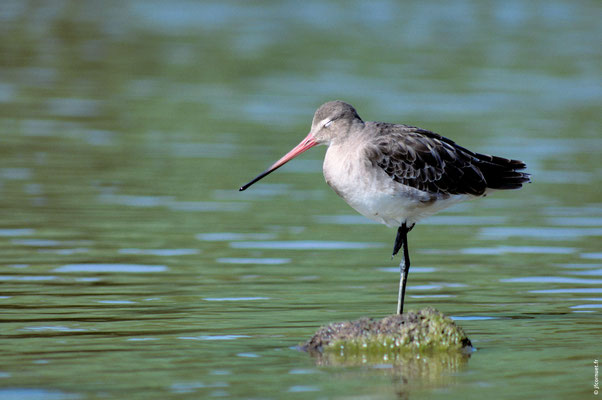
(240, 101, 530, 314)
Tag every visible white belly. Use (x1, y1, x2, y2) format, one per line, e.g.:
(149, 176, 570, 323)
(322, 143, 471, 227)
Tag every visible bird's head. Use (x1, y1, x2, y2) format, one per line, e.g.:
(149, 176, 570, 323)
(309, 100, 363, 145)
(239, 100, 362, 191)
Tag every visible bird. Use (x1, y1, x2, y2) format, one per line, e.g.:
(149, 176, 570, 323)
(239, 100, 530, 314)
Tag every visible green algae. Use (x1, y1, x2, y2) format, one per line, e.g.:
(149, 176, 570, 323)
(303, 307, 472, 356)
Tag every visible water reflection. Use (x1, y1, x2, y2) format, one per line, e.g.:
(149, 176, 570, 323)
(310, 350, 470, 393)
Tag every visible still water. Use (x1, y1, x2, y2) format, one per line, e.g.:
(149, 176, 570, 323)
(0, 1, 600, 399)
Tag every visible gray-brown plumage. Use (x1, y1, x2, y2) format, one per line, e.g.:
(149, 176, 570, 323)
(365, 122, 530, 197)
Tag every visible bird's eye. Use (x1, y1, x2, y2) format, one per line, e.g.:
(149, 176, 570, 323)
(324, 120, 333, 128)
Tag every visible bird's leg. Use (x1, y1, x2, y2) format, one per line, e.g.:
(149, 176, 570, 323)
(396, 222, 411, 315)
(391, 225, 403, 259)
(392, 223, 415, 258)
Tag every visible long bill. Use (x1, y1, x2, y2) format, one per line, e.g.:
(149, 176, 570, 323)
(239, 132, 318, 191)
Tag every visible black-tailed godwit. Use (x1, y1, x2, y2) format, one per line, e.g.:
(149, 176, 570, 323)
(240, 100, 530, 314)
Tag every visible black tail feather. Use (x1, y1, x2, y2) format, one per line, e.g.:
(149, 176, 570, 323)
(475, 153, 531, 190)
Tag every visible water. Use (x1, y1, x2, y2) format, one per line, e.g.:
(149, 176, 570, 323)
(0, 1, 600, 399)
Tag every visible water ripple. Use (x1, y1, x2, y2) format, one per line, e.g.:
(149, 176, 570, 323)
(22, 326, 87, 332)
(581, 252, 602, 259)
(230, 241, 384, 250)
(314, 215, 376, 225)
(570, 304, 602, 309)
(216, 257, 290, 264)
(288, 386, 320, 393)
(203, 297, 270, 301)
(197, 232, 276, 241)
(478, 226, 602, 240)
(315, 214, 507, 226)
(97, 300, 137, 304)
(179, 335, 250, 341)
(376, 267, 436, 273)
(0, 228, 35, 236)
(530, 288, 602, 294)
(99, 194, 246, 212)
(12, 239, 62, 247)
(460, 246, 576, 255)
(119, 248, 199, 256)
(236, 353, 259, 358)
(0, 168, 32, 180)
(546, 217, 602, 226)
(422, 215, 508, 225)
(0, 276, 57, 281)
(38, 248, 89, 255)
(544, 206, 602, 217)
(556, 263, 601, 269)
(568, 269, 602, 276)
(0, 389, 82, 400)
(54, 264, 168, 273)
(502, 276, 602, 284)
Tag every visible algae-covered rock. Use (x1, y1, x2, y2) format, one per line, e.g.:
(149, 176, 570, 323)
(303, 307, 472, 355)
(302, 308, 473, 391)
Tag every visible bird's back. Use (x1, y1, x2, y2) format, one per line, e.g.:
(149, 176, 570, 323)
(363, 122, 530, 198)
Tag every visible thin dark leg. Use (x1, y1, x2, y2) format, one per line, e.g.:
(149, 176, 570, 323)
(396, 223, 411, 315)
(392, 225, 405, 257)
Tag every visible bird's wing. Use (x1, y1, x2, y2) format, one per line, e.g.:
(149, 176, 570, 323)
(364, 123, 488, 196)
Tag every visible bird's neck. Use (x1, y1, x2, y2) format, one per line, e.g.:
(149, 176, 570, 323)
(329, 119, 365, 146)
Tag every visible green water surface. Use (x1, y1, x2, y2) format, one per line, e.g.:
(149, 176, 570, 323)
(0, 1, 600, 399)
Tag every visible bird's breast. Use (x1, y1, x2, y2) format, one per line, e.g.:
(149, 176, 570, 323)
(323, 143, 408, 226)
(322, 142, 464, 227)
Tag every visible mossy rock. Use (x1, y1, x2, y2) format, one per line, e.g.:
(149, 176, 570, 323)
(303, 307, 472, 356)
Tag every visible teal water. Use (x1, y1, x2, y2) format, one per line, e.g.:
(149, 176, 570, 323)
(0, 1, 600, 399)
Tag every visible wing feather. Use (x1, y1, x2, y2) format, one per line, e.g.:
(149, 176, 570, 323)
(365, 123, 492, 196)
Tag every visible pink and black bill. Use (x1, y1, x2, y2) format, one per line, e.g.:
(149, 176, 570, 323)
(239, 132, 318, 191)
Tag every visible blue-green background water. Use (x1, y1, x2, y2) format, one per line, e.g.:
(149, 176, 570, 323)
(0, 1, 600, 399)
